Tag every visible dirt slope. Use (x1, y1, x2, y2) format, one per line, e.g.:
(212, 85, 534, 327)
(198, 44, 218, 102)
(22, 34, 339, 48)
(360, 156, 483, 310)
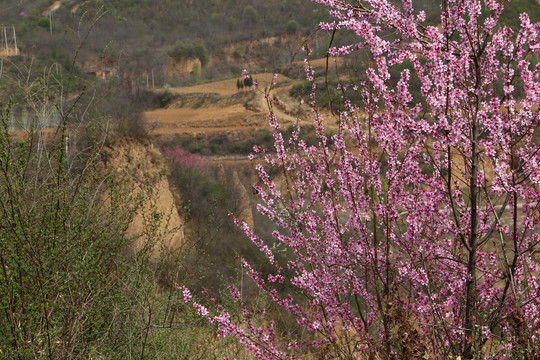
(101, 139, 184, 256)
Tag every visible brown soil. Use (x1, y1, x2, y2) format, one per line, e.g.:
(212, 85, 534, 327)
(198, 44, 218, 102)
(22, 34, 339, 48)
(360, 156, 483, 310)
(100, 139, 184, 256)
(166, 57, 202, 78)
(145, 69, 340, 143)
(145, 73, 297, 141)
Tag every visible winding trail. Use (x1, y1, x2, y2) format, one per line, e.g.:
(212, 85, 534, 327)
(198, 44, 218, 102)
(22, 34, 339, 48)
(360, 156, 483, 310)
(145, 70, 340, 146)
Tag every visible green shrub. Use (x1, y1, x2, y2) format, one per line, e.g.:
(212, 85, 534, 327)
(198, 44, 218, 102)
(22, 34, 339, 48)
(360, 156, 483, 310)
(243, 75, 254, 88)
(286, 19, 299, 34)
(169, 40, 209, 66)
(0, 109, 158, 358)
(37, 17, 50, 28)
(290, 80, 311, 98)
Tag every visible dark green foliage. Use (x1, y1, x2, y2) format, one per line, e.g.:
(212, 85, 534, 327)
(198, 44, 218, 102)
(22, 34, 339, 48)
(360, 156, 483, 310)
(290, 75, 371, 111)
(37, 17, 50, 28)
(243, 75, 253, 88)
(286, 19, 299, 34)
(165, 149, 316, 346)
(48, 50, 88, 92)
(169, 40, 209, 66)
(236, 78, 244, 91)
(160, 125, 329, 158)
(166, 155, 268, 304)
(290, 80, 312, 98)
(289, 79, 351, 110)
(411, 0, 540, 28)
(389, 60, 424, 104)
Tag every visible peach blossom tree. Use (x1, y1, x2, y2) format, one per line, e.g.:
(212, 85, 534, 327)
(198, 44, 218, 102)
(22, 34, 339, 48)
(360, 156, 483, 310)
(181, 0, 540, 358)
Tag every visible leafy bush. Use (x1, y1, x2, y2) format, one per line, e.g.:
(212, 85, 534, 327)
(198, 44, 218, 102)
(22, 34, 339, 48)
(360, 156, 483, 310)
(243, 75, 254, 88)
(37, 17, 50, 28)
(0, 108, 157, 358)
(0, 45, 231, 358)
(289, 79, 311, 98)
(169, 40, 209, 66)
(290, 78, 364, 111)
(285, 19, 299, 34)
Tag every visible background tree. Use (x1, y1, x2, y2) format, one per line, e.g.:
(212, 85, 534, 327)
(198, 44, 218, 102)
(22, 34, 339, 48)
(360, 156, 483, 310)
(185, 0, 540, 359)
(169, 40, 209, 66)
(243, 75, 254, 88)
(286, 19, 299, 35)
(237, 78, 245, 91)
(0, 32, 230, 359)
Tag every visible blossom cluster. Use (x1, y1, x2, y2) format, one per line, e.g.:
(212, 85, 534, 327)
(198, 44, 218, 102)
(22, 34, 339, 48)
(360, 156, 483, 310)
(186, 1, 540, 358)
(162, 145, 204, 172)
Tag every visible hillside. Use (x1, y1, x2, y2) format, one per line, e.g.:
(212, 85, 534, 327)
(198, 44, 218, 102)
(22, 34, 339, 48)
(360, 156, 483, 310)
(1, 0, 540, 358)
(0, 0, 332, 85)
(0, 0, 536, 88)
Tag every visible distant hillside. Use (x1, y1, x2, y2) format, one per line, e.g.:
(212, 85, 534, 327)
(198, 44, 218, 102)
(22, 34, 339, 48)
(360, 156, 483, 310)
(0, 0, 330, 83)
(0, 0, 537, 87)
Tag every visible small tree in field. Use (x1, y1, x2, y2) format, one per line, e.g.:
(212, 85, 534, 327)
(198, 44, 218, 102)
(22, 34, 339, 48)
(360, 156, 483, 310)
(244, 75, 254, 89)
(184, 0, 540, 358)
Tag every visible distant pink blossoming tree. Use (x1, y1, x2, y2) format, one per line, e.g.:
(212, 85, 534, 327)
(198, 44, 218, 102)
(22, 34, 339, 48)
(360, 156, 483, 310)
(184, 0, 540, 358)
(163, 145, 204, 172)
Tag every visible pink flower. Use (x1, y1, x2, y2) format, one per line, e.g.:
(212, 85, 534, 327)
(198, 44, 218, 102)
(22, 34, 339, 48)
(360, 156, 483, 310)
(193, 302, 209, 317)
(185, 0, 540, 358)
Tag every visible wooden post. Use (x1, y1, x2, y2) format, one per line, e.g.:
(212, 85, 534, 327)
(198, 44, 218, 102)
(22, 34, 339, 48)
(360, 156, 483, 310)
(12, 27, 17, 55)
(4, 26, 8, 56)
(151, 69, 155, 88)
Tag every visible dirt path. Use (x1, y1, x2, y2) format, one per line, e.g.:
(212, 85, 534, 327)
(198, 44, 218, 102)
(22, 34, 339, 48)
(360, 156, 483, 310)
(146, 73, 299, 141)
(167, 73, 291, 96)
(145, 68, 343, 172)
